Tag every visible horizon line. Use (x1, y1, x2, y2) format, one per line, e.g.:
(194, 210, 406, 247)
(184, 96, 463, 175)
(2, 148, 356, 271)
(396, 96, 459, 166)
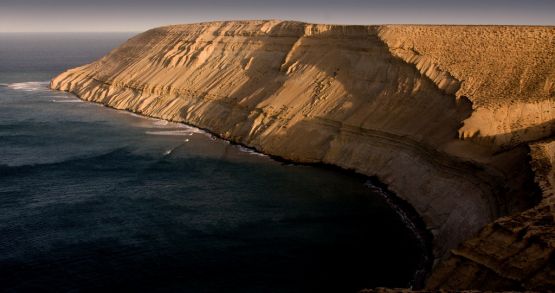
(1, 18, 554, 33)
(0, 31, 141, 33)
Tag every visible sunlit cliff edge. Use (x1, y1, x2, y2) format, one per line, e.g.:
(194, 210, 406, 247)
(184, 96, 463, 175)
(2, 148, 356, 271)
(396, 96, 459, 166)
(50, 20, 554, 290)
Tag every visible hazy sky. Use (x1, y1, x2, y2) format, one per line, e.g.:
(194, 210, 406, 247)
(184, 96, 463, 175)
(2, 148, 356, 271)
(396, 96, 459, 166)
(1, 0, 553, 32)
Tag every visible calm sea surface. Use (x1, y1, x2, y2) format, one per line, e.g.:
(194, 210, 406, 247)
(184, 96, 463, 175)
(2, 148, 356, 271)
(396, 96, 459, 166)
(0, 33, 424, 292)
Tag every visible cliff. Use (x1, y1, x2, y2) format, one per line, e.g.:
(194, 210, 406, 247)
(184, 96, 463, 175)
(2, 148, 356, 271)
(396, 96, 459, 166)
(50, 20, 555, 290)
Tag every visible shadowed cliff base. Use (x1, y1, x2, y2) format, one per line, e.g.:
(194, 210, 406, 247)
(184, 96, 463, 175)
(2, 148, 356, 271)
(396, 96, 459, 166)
(50, 20, 555, 291)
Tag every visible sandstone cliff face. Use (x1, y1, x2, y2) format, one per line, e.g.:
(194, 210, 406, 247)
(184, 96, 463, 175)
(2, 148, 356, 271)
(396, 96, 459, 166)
(427, 138, 555, 291)
(50, 21, 554, 290)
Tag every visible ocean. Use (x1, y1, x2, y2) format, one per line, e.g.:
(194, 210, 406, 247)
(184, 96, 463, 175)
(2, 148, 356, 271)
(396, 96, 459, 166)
(0, 33, 424, 292)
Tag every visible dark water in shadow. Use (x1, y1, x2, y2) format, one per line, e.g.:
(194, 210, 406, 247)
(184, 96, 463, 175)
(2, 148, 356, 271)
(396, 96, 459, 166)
(0, 33, 424, 292)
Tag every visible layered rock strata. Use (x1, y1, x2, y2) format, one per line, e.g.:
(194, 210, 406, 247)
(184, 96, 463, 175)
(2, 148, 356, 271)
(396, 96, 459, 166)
(50, 20, 554, 290)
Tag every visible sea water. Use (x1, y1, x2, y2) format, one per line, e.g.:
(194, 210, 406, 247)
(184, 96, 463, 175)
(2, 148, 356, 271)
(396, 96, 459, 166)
(0, 33, 425, 292)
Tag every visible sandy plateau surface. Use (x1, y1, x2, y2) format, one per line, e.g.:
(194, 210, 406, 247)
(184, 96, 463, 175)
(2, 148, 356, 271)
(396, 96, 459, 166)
(51, 21, 554, 290)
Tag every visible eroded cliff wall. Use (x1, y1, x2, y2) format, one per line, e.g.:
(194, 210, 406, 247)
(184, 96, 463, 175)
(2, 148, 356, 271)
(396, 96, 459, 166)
(50, 21, 554, 290)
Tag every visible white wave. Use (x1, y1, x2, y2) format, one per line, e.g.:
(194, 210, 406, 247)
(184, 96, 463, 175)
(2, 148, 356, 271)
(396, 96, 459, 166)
(237, 145, 267, 157)
(119, 111, 164, 123)
(51, 99, 83, 103)
(146, 130, 197, 136)
(129, 113, 144, 118)
(114, 109, 210, 137)
(119, 111, 145, 119)
(176, 124, 207, 135)
(49, 94, 73, 98)
(121, 112, 178, 126)
(163, 149, 173, 156)
(7, 81, 50, 92)
(153, 120, 169, 126)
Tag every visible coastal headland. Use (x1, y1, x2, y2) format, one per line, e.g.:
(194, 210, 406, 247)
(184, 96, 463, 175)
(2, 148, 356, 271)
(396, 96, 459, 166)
(51, 20, 555, 290)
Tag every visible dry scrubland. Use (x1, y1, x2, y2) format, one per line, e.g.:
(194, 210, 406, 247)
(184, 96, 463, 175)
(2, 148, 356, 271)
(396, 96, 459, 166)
(51, 21, 554, 290)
